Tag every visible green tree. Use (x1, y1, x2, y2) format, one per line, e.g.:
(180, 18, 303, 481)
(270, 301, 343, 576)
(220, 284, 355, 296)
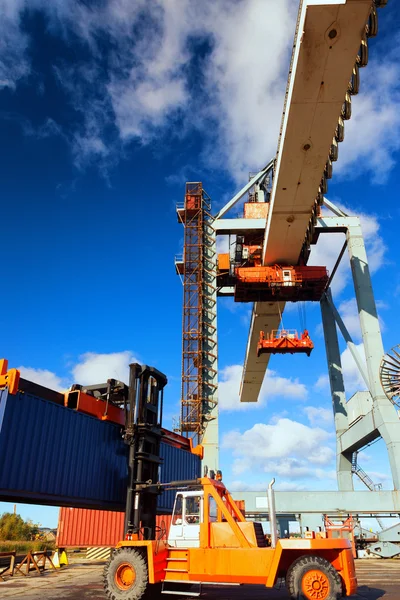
(0, 513, 38, 541)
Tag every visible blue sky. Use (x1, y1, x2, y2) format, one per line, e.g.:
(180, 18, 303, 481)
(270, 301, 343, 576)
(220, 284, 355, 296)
(1, 0, 400, 528)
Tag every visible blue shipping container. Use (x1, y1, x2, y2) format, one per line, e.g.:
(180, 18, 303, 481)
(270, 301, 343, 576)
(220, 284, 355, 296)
(0, 389, 200, 511)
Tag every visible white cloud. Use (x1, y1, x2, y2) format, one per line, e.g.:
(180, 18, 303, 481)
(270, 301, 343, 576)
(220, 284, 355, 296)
(72, 351, 139, 385)
(314, 374, 329, 391)
(274, 481, 308, 492)
(199, 0, 295, 182)
(18, 366, 65, 391)
(0, 0, 30, 89)
(335, 57, 400, 183)
(357, 211, 387, 274)
(0, 0, 294, 176)
(309, 206, 386, 296)
(304, 406, 333, 427)
(338, 298, 362, 340)
(218, 363, 307, 411)
(340, 343, 368, 394)
(222, 418, 334, 477)
(18, 349, 140, 392)
(228, 479, 308, 493)
(337, 297, 386, 341)
(2, 1, 399, 183)
(309, 231, 348, 295)
(216, 235, 231, 255)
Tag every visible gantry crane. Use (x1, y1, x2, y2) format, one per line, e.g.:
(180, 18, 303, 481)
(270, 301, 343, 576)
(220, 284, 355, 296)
(176, 0, 393, 484)
(239, 0, 386, 404)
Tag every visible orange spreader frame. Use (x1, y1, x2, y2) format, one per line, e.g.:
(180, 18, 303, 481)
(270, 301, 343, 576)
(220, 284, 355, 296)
(257, 330, 314, 357)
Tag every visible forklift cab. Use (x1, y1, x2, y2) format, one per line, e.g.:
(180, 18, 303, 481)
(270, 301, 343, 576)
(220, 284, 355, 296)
(168, 491, 205, 548)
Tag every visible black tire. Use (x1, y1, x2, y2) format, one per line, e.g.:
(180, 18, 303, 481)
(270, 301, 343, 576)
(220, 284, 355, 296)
(286, 555, 342, 600)
(103, 547, 148, 600)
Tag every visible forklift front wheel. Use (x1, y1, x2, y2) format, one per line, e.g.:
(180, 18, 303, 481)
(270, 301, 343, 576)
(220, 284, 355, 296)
(104, 548, 148, 599)
(286, 555, 342, 600)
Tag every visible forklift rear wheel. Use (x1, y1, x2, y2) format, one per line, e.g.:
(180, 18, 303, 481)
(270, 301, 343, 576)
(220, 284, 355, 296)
(286, 555, 342, 600)
(103, 548, 148, 600)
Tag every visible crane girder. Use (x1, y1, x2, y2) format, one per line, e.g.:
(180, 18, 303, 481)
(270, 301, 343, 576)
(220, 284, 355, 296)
(240, 0, 375, 403)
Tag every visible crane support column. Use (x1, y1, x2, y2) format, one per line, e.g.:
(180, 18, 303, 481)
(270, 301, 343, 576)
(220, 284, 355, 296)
(321, 289, 353, 491)
(347, 224, 400, 489)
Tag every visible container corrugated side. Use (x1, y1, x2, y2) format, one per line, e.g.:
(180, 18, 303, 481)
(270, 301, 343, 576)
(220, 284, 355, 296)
(0, 389, 127, 510)
(158, 442, 201, 512)
(57, 508, 124, 547)
(0, 388, 201, 512)
(57, 508, 172, 547)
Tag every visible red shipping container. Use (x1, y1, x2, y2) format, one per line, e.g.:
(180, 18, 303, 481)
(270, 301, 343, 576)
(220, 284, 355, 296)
(57, 508, 172, 548)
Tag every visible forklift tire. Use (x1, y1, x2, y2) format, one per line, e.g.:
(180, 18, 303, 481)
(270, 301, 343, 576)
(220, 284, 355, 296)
(286, 555, 342, 600)
(103, 548, 149, 600)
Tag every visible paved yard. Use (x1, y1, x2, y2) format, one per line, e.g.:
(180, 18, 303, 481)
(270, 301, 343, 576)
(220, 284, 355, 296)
(0, 558, 398, 599)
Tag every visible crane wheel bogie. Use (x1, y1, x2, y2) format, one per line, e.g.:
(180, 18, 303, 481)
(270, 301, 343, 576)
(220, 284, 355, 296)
(367, 6, 378, 38)
(358, 38, 369, 67)
(349, 64, 360, 95)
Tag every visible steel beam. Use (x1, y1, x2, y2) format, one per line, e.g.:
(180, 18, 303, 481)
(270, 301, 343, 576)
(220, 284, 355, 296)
(325, 293, 371, 391)
(214, 218, 266, 234)
(339, 410, 379, 453)
(240, 302, 283, 402)
(346, 223, 400, 489)
(233, 490, 400, 514)
(321, 290, 353, 491)
(239, 0, 372, 402)
(262, 0, 372, 265)
(347, 224, 386, 399)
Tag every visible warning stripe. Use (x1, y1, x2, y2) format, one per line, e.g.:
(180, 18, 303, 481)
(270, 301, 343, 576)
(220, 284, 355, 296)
(86, 547, 112, 561)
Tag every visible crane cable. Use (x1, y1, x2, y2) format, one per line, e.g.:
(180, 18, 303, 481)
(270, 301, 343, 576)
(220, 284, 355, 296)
(298, 302, 306, 332)
(278, 302, 285, 331)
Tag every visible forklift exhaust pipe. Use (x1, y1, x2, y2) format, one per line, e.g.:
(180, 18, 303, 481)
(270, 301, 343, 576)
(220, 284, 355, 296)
(268, 478, 278, 548)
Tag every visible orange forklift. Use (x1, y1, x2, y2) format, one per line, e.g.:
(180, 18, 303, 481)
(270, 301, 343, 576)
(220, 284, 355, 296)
(103, 364, 357, 600)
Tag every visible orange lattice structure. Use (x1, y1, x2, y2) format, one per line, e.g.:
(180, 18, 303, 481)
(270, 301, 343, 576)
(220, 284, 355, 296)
(257, 330, 314, 358)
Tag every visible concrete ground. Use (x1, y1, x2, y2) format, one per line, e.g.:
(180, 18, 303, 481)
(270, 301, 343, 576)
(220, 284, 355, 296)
(0, 558, 398, 599)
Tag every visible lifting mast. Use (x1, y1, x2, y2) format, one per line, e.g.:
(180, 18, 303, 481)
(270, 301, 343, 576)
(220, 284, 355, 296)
(123, 363, 167, 539)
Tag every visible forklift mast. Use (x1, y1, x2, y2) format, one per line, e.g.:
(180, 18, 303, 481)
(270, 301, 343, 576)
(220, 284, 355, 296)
(124, 363, 168, 539)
